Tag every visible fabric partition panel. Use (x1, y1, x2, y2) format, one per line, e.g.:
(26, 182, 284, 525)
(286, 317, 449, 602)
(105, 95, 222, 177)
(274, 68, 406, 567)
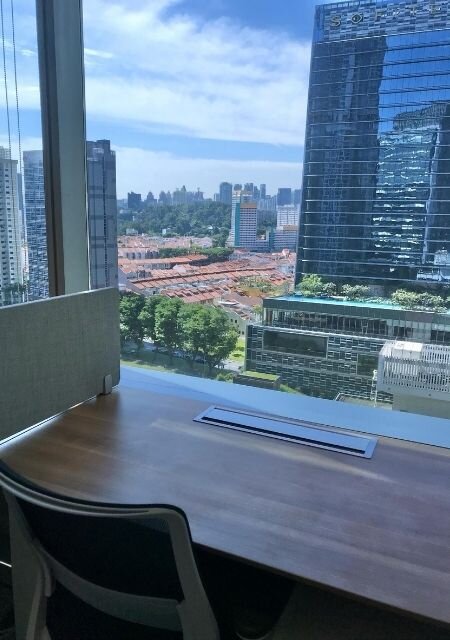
(0, 288, 120, 441)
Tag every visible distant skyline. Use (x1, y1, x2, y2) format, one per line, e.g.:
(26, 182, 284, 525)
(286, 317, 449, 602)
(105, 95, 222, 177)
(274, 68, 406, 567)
(122, 182, 299, 200)
(0, 1, 338, 197)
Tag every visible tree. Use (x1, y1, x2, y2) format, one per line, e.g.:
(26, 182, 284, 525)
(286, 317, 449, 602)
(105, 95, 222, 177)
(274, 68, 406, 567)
(416, 293, 446, 312)
(119, 292, 146, 350)
(139, 295, 164, 344)
(195, 306, 239, 374)
(391, 289, 420, 309)
(297, 274, 327, 297)
(178, 303, 205, 367)
(154, 298, 183, 360)
(341, 284, 370, 300)
(322, 282, 337, 296)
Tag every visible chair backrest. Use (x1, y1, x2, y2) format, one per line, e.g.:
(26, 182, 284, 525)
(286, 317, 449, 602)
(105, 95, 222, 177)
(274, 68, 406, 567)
(1, 470, 219, 640)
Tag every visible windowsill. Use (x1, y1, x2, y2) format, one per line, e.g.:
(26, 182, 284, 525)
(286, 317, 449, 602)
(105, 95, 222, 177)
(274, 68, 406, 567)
(121, 365, 450, 450)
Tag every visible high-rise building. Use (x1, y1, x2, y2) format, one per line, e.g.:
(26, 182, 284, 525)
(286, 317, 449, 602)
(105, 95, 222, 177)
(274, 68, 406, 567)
(228, 190, 258, 248)
(296, 0, 450, 289)
(293, 189, 301, 206)
(245, 0, 450, 402)
(260, 184, 266, 200)
(127, 191, 142, 210)
(277, 188, 292, 206)
(219, 181, 232, 205)
(0, 147, 23, 305)
(86, 140, 118, 289)
(277, 205, 300, 228)
(145, 191, 157, 206)
(23, 150, 47, 301)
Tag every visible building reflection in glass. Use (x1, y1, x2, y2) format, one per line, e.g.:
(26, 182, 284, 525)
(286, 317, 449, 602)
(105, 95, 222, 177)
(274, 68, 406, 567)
(297, 0, 450, 289)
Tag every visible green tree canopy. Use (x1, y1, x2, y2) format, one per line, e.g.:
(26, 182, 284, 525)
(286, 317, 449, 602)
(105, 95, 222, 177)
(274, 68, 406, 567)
(139, 295, 165, 343)
(297, 274, 333, 297)
(154, 298, 184, 360)
(195, 306, 239, 373)
(341, 284, 370, 301)
(118, 202, 231, 238)
(119, 292, 146, 349)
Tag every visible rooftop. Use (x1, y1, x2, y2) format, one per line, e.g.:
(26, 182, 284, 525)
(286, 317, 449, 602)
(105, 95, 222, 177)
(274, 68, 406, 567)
(273, 295, 450, 315)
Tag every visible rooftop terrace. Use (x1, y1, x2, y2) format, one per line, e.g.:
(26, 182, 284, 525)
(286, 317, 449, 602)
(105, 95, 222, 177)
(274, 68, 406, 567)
(273, 295, 450, 315)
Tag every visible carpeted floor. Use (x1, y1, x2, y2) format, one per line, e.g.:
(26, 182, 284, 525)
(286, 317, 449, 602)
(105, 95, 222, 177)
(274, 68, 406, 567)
(0, 582, 14, 640)
(272, 583, 450, 640)
(2, 578, 449, 639)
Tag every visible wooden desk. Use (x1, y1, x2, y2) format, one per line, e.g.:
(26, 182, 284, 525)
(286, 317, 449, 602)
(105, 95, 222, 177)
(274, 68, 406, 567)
(1, 377, 450, 627)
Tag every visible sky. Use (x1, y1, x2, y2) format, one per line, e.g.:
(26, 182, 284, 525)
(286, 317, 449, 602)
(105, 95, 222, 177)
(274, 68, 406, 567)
(1, 0, 336, 198)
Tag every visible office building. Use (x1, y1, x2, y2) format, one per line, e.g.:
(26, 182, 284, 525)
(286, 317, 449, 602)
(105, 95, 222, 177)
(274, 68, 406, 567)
(23, 150, 48, 301)
(293, 189, 301, 206)
(277, 188, 292, 206)
(377, 340, 450, 418)
(86, 140, 118, 289)
(246, 0, 450, 400)
(127, 191, 142, 210)
(277, 204, 300, 228)
(296, 0, 450, 289)
(219, 181, 232, 205)
(145, 191, 157, 206)
(260, 184, 266, 200)
(227, 190, 259, 249)
(0, 147, 23, 305)
(246, 296, 450, 400)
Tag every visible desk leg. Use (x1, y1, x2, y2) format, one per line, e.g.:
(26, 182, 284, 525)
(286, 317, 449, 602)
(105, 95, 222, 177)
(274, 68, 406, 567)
(9, 508, 40, 640)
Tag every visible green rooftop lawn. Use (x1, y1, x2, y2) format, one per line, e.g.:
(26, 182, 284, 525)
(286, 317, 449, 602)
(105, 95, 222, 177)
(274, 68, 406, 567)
(241, 370, 279, 381)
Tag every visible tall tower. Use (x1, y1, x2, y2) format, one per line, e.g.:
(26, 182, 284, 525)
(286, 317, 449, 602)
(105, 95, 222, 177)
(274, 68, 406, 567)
(23, 150, 48, 301)
(228, 189, 257, 248)
(86, 140, 118, 289)
(0, 147, 23, 305)
(296, 0, 450, 290)
(219, 181, 232, 205)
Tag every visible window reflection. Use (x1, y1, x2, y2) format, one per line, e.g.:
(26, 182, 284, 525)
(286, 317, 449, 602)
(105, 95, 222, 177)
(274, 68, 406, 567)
(299, 22, 450, 285)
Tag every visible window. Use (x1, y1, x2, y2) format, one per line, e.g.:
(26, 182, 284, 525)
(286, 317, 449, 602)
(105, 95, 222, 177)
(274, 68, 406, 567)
(264, 330, 328, 357)
(0, 2, 46, 306)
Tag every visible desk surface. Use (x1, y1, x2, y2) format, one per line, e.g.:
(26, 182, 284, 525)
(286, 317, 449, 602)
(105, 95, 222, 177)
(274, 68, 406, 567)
(1, 371, 450, 626)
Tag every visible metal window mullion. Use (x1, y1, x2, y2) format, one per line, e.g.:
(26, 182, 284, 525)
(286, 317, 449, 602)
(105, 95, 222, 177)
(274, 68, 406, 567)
(35, 0, 89, 296)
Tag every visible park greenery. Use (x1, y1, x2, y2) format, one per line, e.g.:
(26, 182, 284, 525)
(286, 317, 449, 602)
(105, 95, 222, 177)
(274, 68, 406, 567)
(119, 292, 239, 373)
(118, 202, 231, 246)
(297, 274, 450, 313)
(157, 246, 233, 263)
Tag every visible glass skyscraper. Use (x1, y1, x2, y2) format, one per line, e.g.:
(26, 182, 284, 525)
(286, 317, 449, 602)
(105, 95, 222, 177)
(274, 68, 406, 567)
(86, 140, 118, 289)
(297, 0, 450, 289)
(24, 150, 48, 301)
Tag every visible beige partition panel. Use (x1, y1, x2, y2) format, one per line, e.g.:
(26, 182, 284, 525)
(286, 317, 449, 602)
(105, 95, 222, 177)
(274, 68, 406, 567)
(0, 288, 120, 441)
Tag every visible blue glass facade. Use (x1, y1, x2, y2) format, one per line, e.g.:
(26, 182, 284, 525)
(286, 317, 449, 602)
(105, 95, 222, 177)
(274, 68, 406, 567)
(297, 0, 450, 288)
(24, 150, 48, 301)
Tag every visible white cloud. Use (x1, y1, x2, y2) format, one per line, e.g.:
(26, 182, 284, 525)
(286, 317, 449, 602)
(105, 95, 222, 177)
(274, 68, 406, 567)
(114, 145, 302, 198)
(82, 0, 310, 146)
(84, 48, 115, 60)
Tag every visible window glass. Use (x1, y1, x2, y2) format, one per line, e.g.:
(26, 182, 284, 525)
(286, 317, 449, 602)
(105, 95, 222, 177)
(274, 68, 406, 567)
(83, 0, 304, 383)
(0, 1, 45, 306)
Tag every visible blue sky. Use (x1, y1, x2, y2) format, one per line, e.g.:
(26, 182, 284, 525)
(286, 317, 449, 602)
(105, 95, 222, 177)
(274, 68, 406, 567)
(1, 0, 336, 198)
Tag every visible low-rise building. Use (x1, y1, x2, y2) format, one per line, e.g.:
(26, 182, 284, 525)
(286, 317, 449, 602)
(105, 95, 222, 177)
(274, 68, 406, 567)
(246, 295, 450, 400)
(377, 341, 450, 418)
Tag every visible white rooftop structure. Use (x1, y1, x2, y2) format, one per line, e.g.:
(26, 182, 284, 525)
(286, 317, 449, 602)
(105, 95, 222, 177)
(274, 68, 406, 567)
(377, 340, 450, 418)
